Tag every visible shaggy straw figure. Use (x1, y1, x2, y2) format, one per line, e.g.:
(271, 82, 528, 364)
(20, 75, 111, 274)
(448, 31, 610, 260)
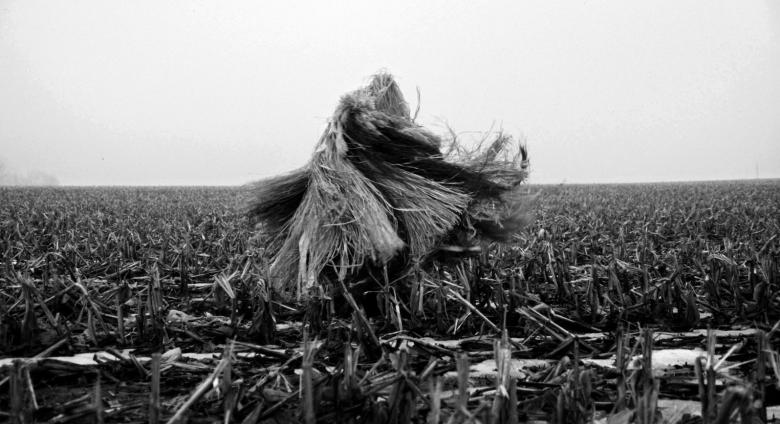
(249, 72, 531, 300)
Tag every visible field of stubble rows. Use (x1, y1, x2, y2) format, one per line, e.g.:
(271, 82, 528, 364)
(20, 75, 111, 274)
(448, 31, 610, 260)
(0, 180, 778, 423)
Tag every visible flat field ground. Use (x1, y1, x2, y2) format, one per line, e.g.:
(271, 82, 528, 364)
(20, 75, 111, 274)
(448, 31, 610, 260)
(1, 180, 779, 423)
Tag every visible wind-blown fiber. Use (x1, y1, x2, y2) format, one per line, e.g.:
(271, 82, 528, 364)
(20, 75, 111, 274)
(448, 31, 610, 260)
(248, 72, 531, 299)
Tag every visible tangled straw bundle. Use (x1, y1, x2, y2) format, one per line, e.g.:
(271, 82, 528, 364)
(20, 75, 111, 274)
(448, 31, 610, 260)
(249, 73, 531, 300)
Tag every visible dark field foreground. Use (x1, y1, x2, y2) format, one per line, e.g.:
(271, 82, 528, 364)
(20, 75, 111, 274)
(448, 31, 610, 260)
(1, 180, 779, 423)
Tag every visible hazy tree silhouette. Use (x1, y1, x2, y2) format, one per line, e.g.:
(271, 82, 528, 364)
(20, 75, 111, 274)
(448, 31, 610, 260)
(0, 158, 59, 186)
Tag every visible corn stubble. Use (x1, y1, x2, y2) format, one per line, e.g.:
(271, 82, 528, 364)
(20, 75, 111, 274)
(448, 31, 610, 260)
(0, 105, 779, 422)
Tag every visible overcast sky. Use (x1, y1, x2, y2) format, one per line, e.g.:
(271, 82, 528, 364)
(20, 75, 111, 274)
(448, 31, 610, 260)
(1, 1, 778, 185)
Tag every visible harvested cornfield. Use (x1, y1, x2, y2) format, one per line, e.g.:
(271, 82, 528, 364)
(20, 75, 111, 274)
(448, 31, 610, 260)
(1, 181, 779, 423)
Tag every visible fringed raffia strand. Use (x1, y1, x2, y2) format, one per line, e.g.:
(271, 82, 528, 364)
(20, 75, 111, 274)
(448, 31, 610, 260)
(248, 72, 532, 299)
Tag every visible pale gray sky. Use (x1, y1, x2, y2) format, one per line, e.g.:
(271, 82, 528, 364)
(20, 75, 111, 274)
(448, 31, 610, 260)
(1, 1, 778, 185)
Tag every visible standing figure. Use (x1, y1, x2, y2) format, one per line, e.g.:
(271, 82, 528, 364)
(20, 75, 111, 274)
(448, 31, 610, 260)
(248, 73, 531, 302)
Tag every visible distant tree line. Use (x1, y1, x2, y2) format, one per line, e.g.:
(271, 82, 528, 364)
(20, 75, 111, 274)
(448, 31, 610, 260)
(0, 159, 59, 186)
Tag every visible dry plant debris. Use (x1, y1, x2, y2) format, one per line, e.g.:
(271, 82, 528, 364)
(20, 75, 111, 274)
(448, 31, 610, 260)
(1, 159, 779, 422)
